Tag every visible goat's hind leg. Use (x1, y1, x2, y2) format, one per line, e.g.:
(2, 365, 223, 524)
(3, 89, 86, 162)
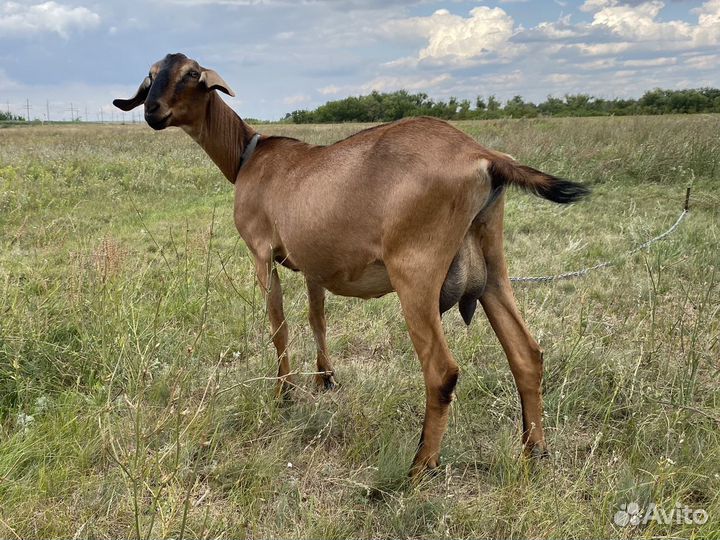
(480, 276, 547, 455)
(306, 279, 338, 391)
(389, 260, 460, 478)
(476, 196, 547, 457)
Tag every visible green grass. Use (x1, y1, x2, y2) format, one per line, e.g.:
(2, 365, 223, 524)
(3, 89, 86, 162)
(0, 116, 718, 539)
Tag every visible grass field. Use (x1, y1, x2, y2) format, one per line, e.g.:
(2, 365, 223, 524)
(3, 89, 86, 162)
(0, 115, 718, 539)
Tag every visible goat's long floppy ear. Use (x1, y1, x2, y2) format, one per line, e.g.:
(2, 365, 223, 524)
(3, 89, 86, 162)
(199, 69, 235, 97)
(113, 77, 152, 111)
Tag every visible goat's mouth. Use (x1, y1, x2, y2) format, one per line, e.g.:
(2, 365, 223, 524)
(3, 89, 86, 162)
(145, 112, 172, 130)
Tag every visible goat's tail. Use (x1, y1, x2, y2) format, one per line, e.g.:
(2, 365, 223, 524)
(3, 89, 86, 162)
(488, 156, 590, 204)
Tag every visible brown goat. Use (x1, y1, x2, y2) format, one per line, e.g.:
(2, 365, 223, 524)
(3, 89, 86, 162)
(114, 53, 589, 478)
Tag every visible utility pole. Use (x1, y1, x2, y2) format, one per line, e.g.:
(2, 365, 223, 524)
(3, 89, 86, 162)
(99, 109, 104, 123)
(6, 100, 10, 116)
(46, 100, 50, 122)
(67, 102, 78, 122)
(85, 104, 88, 123)
(25, 98, 31, 121)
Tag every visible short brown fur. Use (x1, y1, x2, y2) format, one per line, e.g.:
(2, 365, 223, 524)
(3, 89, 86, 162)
(114, 53, 589, 477)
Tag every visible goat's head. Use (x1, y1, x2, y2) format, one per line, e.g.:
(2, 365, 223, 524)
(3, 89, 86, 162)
(113, 53, 234, 130)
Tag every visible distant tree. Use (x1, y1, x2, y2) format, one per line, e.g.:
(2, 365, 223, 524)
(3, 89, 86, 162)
(288, 109, 316, 123)
(504, 95, 537, 118)
(484, 95, 502, 118)
(0, 111, 23, 121)
(286, 87, 720, 123)
(538, 96, 565, 116)
(457, 99, 472, 119)
(564, 94, 591, 111)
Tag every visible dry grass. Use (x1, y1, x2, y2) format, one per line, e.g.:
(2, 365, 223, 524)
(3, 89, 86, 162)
(0, 116, 718, 539)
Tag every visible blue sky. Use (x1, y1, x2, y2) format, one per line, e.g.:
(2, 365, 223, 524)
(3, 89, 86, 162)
(1, 0, 718, 120)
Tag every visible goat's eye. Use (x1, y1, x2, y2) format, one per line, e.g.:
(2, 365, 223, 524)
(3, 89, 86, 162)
(189, 70, 200, 79)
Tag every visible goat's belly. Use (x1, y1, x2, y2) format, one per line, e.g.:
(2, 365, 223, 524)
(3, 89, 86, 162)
(322, 262, 394, 299)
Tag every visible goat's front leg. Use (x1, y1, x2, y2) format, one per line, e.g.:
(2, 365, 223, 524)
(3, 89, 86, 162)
(306, 278, 337, 391)
(255, 258, 292, 397)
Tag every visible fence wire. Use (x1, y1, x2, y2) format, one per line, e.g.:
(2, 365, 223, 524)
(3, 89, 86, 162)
(510, 190, 691, 284)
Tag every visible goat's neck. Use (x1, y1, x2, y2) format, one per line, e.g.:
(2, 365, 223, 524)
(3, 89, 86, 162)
(187, 92, 255, 183)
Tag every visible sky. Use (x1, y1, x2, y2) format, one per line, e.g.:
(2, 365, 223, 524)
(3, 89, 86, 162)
(1, 0, 719, 121)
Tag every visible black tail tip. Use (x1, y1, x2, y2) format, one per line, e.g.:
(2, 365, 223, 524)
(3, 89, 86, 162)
(539, 178, 591, 204)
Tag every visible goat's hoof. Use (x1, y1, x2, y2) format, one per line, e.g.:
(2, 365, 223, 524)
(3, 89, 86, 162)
(315, 372, 338, 392)
(409, 456, 440, 481)
(275, 379, 294, 401)
(526, 443, 550, 460)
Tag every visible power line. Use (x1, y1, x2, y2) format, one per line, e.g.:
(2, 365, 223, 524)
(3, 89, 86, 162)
(67, 102, 78, 122)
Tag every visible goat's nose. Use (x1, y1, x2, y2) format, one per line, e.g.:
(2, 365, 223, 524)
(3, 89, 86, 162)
(145, 101, 160, 114)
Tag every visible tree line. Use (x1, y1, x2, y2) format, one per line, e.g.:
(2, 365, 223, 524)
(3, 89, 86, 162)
(284, 88, 720, 123)
(0, 111, 24, 122)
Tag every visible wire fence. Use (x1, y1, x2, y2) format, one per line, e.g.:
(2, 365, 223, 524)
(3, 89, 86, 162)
(1, 98, 141, 123)
(510, 188, 692, 284)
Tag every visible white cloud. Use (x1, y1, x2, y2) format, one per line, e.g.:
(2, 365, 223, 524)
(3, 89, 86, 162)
(282, 94, 311, 105)
(590, 1, 692, 42)
(0, 1, 100, 39)
(312, 73, 454, 103)
(157, 0, 427, 7)
(622, 56, 676, 67)
(530, 0, 720, 59)
(692, 0, 720, 45)
(573, 58, 618, 70)
(318, 84, 341, 95)
(360, 73, 452, 93)
(589, 0, 719, 49)
(420, 7, 517, 62)
(534, 16, 583, 39)
(580, 0, 617, 13)
(682, 52, 720, 70)
(546, 73, 576, 84)
(694, 0, 720, 23)
(381, 6, 521, 66)
(577, 41, 633, 56)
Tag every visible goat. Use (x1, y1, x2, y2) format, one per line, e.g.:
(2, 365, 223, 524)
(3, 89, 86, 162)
(114, 53, 589, 478)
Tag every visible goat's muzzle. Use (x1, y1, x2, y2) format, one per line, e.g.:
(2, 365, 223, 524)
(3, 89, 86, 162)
(144, 100, 171, 130)
(145, 112, 171, 130)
